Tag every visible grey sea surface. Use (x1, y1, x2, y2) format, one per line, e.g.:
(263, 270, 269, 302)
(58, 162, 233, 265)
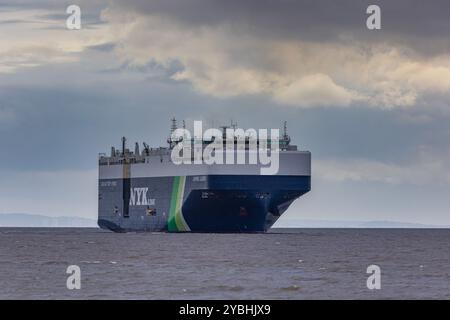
(0, 228, 449, 299)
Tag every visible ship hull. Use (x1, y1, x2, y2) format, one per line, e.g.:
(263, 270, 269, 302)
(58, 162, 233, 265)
(98, 175, 310, 233)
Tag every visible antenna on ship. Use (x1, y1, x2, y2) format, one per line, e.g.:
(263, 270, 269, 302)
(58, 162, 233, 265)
(182, 120, 188, 141)
(121, 136, 126, 156)
(170, 117, 177, 133)
(282, 121, 291, 148)
(135, 142, 140, 156)
(168, 117, 178, 149)
(143, 142, 150, 156)
(283, 121, 288, 139)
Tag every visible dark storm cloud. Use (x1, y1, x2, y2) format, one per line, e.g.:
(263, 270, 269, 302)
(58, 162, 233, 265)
(0, 0, 103, 10)
(0, 0, 72, 12)
(110, 0, 450, 53)
(4, 0, 450, 43)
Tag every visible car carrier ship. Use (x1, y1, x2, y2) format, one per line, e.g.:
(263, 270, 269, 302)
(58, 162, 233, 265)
(98, 119, 311, 232)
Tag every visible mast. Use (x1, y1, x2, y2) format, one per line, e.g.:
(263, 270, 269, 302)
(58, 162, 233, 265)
(121, 136, 126, 155)
(168, 117, 178, 148)
(171, 117, 177, 134)
(282, 121, 290, 148)
(135, 142, 140, 156)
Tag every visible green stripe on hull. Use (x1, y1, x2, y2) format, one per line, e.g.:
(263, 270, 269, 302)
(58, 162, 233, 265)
(168, 176, 191, 232)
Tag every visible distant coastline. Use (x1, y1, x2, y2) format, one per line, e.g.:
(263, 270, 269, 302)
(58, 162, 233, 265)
(0, 213, 448, 229)
(0, 213, 97, 228)
(274, 219, 450, 229)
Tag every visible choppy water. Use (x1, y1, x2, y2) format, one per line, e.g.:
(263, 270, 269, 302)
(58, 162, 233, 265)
(0, 228, 449, 299)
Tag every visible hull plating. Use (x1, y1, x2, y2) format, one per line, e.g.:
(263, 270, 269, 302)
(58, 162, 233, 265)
(98, 175, 310, 233)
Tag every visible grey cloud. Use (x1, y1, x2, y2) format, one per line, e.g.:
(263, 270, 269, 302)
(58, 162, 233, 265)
(37, 12, 106, 26)
(87, 42, 116, 52)
(108, 0, 450, 55)
(1, 60, 449, 171)
(100, 5, 450, 108)
(0, 19, 25, 24)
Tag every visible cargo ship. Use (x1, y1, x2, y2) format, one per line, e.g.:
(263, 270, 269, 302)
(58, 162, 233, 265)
(98, 119, 311, 232)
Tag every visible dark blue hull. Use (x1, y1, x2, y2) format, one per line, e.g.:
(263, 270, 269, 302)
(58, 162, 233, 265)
(182, 175, 310, 232)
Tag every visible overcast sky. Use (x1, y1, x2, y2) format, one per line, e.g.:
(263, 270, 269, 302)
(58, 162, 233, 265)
(1, 0, 450, 225)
